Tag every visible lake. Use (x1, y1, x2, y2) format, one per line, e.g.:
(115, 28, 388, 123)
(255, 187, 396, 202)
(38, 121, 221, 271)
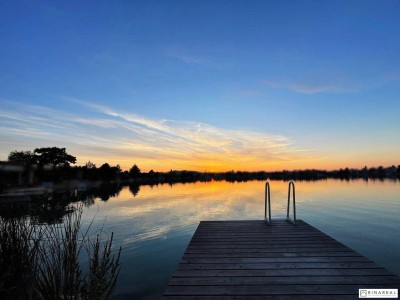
(77, 179, 400, 299)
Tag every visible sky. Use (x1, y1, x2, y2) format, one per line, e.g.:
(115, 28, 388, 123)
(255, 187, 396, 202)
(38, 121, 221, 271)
(0, 1, 399, 172)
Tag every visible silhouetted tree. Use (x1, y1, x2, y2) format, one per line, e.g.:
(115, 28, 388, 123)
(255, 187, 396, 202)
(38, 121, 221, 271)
(34, 147, 76, 167)
(98, 163, 121, 180)
(129, 164, 141, 178)
(99, 163, 112, 179)
(85, 161, 96, 169)
(377, 166, 385, 177)
(8, 151, 37, 165)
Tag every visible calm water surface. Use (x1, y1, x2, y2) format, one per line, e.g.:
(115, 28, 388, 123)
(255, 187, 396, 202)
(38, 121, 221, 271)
(80, 179, 400, 299)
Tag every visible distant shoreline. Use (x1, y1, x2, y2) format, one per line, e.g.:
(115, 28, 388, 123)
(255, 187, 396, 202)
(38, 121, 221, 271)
(1, 161, 399, 194)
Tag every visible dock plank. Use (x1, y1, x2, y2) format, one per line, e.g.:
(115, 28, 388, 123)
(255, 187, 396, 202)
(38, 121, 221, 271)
(168, 275, 400, 285)
(163, 220, 400, 299)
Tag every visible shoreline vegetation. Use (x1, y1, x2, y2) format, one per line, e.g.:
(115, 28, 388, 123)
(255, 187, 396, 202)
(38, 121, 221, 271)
(0, 204, 121, 299)
(1, 148, 122, 299)
(1, 147, 399, 193)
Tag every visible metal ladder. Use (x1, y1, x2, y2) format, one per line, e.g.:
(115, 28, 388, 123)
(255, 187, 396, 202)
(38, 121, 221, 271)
(264, 180, 296, 224)
(264, 182, 271, 224)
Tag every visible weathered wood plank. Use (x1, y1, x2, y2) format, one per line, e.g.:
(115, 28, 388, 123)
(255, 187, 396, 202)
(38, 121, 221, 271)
(168, 275, 400, 285)
(183, 252, 363, 258)
(164, 284, 398, 295)
(172, 268, 394, 277)
(185, 247, 352, 253)
(176, 262, 382, 270)
(163, 220, 400, 298)
(190, 238, 337, 244)
(189, 238, 337, 244)
(163, 296, 357, 300)
(194, 229, 327, 233)
(181, 257, 370, 264)
(187, 243, 353, 249)
(190, 238, 336, 243)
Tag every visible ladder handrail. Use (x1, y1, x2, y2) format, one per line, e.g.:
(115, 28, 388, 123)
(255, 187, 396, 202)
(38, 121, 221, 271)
(264, 182, 271, 224)
(287, 180, 296, 224)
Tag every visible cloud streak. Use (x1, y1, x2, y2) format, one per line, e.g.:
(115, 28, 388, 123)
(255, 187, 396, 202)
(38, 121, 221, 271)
(0, 100, 315, 171)
(165, 45, 209, 65)
(263, 79, 358, 94)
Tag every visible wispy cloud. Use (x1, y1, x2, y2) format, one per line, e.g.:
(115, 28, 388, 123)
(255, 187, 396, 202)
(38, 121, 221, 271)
(0, 99, 315, 171)
(288, 83, 335, 94)
(166, 46, 208, 65)
(263, 79, 357, 94)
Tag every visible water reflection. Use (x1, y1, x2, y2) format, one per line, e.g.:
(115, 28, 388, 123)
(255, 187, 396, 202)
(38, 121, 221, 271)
(0, 183, 123, 223)
(1, 179, 399, 299)
(129, 184, 140, 197)
(76, 179, 400, 299)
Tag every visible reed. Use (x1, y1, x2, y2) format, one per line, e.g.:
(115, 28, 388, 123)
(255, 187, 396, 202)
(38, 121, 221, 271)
(0, 216, 40, 299)
(0, 205, 121, 299)
(82, 232, 121, 299)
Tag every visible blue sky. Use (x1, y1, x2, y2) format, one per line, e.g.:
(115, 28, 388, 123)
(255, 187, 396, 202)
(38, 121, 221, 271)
(1, 1, 399, 171)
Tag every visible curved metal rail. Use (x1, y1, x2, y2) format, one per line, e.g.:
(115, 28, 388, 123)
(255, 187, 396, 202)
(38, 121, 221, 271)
(286, 181, 296, 224)
(264, 182, 271, 224)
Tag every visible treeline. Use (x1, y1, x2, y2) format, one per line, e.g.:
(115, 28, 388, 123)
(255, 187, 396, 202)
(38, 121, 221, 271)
(1, 147, 399, 191)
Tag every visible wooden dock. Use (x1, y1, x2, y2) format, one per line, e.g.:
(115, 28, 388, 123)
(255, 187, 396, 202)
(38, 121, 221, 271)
(164, 220, 400, 299)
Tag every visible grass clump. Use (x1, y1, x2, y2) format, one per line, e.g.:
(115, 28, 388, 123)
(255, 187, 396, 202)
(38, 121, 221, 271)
(0, 205, 121, 299)
(0, 216, 40, 298)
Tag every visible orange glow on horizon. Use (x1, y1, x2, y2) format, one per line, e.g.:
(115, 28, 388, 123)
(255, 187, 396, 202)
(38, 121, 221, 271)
(77, 154, 398, 173)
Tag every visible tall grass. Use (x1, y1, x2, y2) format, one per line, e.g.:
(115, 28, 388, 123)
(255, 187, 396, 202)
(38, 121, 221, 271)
(0, 216, 40, 298)
(0, 205, 121, 299)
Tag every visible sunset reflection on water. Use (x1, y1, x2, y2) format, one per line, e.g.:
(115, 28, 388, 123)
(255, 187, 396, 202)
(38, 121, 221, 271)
(81, 179, 400, 300)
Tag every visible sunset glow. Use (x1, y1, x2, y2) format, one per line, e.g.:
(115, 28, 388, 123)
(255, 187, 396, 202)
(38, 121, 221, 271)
(0, 1, 399, 171)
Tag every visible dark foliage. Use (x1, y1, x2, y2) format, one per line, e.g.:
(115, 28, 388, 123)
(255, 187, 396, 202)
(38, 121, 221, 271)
(34, 147, 77, 167)
(0, 206, 121, 299)
(129, 164, 141, 178)
(8, 150, 37, 165)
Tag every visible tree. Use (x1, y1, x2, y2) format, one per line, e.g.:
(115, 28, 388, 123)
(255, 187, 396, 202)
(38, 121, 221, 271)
(129, 164, 141, 177)
(8, 150, 37, 164)
(113, 164, 122, 174)
(85, 161, 96, 169)
(34, 147, 76, 167)
(99, 163, 121, 180)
